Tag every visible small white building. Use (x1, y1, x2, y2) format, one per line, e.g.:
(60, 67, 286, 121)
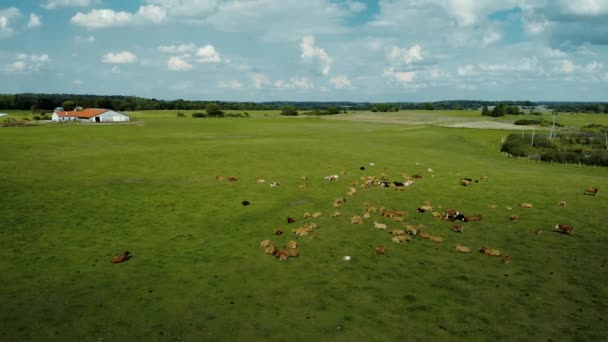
(52, 108, 130, 123)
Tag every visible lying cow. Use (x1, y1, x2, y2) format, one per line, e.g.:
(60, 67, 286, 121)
(584, 187, 598, 196)
(463, 215, 482, 222)
(555, 224, 574, 235)
(479, 246, 501, 256)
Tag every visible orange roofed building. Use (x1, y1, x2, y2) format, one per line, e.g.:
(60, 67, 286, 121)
(51, 107, 130, 123)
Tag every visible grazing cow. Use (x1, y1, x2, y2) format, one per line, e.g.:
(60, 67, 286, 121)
(287, 217, 295, 223)
(350, 216, 363, 224)
(256, 179, 266, 184)
(558, 201, 567, 207)
(274, 229, 284, 236)
(389, 229, 406, 236)
(463, 215, 482, 222)
(455, 244, 471, 253)
(331, 211, 341, 218)
(450, 224, 464, 233)
(375, 246, 385, 254)
(479, 246, 501, 257)
(555, 224, 574, 235)
(111, 251, 131, 263)
(374, 221, 387, 230)
(312, 212, 322, 218)
(392, 235, 410, 243)
(519, 203, 533, 208)
(405, 224, 420, 236)
(584, 187, 598, 196)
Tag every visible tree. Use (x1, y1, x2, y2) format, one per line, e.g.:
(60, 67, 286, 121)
(280, 105, 298, 116)
(481, 105, 491, 116)
(61, 100, 77, 111)
(206, 103, 224, 117)
(491, 103, 506, 117)
(424, 103, 435, 110)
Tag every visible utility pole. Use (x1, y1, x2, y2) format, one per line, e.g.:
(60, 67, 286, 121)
(550, 109, 558, 140)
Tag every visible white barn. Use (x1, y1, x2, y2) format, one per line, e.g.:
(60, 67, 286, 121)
(52, 108, 130, 123)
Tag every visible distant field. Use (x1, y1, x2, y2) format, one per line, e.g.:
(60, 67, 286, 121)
(1, 113, 607, 341)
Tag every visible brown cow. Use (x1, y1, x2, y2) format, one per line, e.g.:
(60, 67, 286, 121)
(375, 246, 385, 254)
(519, 202, 533, 208)
(392, 235, 410, 243)
(479, 246, 501, 256)
(584, 187, 598, 196)
(555, 224, 574, 235)
(464, 215, 482, 222)
(111, 251, 131, 263)
(455, 244, 471, 253)
(450, 224, 464, 233)
(350, 216, 363, 224)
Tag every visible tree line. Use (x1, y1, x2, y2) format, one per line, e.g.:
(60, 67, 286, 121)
(0, 93, 606, 114)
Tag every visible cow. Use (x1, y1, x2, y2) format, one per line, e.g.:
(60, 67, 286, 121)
(303, 212, 312, 219)
(256, 178, 266, 184)
(393, 181, 405, 187)
(479, 246, 501, 256)
(389, 229, 406, 236)
(363, 212, 371, 220)
(461, 179, 471, 187)
(260, 240, 273, 248)
(450, 224, 464, 233)
(374, 221, 387, 230)
(445, 209, 460, 221)
(509, 214, 519, 221)
(519, 203, 533, 208)
(227, 176, 238, 182)
(270, 181, 280, 187)
(311, 212, 322, 218)
(111, 251, 131, 263)
(502, 256, 511, 264)
(405, 224, 420, 236)
(455, 244, 471, 253)
(392, 235, 410, 243)
(300, 176, 308, 181)
(375, 246, 385, 254)
(392, 216, 405, 223)
(558, 201, 567, 207)
(287, 240, 298, 249)
(555, 224, 574, 235)
(324, 175, 339, 181)
(350, 216, 363, 224)
(463, 215, 482, 222)
(274, 229, 283, 236)
(584, 187, 598, 196)
(331, 211, 341, 218)
(287, 217, 295, 223)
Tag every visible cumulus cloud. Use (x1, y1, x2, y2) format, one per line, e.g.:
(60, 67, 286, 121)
(218, 80, 242, 89)
(168, 56, 192, 71)
(70, 5, 166, 28)
(4, 53, 50, 73)
(146, 0, 219, 18)
(75, 35, 95, 43)
(274, 76, 314, 90)
(251, 73, 270, 88)
(28, 13, 42, 28)
(196, 45, 221, 63)
(388, 44, 423, 66)
(300, 35, 332, 75)
(42, 0, 98, 10)
(102, 51, 137, 64)
(0, 7, 21, 37)
(159, 43, 196, 54)
(329, 75, 352, 88)
(457, 64, 478, 77)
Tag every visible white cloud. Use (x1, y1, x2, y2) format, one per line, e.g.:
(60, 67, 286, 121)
(167, 56, 192, 71)
(388, 44, 423, 66)
(73, 79, 82, 85)
(137, 5, 167, 24)
(102, 51, 137, 64)
(70, 6, 166, 28)
(218, 80, 242, 89)
(482, 30, 501, 47)
(555, 0, 608, 17)
(457, 64, 477, 77)
(111, 65, 120, 73)
(196, 45, 221, 63)
(4, 53, 50, 73)
(300, 35, 332, 75)
(146, 0, 219, 18)
(585, 61, 603, 72)
(42, 0, 98, 10)
(329, 75, 352, 88)
(251, 73, 270, 88)
(28, 13, 42, 28)
(555, 59, 575, 74)
(159, 43, 196, 54)
(274, 76, 314, 90)
(383, 68, 416, 82)
(0, 7, 21, 36)
(346, 0, 366, 13)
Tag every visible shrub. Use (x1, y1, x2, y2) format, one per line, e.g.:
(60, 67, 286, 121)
(280, 106, 298, 116)
(176, 112, 186, 117)
(514, 119, 540, 125)
(501, 135, 534, 157)
(192, 112, 207, 118)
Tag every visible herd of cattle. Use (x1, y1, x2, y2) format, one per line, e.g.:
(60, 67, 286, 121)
(217, 169, 598, 264)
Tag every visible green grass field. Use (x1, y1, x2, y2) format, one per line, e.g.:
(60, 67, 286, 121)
(1, 113, 607, 341)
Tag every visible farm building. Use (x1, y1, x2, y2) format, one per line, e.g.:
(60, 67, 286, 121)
(51, 108, 130, 123)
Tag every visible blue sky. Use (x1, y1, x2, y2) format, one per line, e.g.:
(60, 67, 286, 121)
(1, 0, 608, 102)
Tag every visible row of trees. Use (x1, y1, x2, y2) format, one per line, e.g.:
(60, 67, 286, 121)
(481, 103, 521, 117)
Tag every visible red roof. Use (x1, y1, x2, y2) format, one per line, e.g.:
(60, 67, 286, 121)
(56, 108, 110, 118)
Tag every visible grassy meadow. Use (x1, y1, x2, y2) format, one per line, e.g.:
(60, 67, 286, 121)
(1, 112, 607, 341)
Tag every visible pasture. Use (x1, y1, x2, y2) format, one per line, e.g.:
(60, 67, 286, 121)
(1, 112, 607, 341)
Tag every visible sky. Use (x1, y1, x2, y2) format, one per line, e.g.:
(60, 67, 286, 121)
(1, 0, 608, 102)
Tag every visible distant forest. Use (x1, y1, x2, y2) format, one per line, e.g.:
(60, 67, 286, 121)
(1, 93, 606, 114)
